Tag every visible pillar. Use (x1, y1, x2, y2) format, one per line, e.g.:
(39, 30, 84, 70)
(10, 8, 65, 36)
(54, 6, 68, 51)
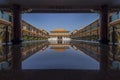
(99, 44, 109, 80)
(112, 26, 115, 45)
(5, 26, 9, 44)
(11, 4, 22, 70)
(12, 4, 22, 44)
(99, 5, 109, 44)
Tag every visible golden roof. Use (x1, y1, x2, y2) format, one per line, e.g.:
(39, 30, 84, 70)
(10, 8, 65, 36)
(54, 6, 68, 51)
(51, 28, 69, 32)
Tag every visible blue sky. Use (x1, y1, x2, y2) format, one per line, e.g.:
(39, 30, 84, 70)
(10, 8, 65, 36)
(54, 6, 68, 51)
(22, 13, 99, 33)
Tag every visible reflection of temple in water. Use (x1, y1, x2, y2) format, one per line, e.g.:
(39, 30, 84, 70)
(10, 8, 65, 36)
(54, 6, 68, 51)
(49, 40, 70, 52)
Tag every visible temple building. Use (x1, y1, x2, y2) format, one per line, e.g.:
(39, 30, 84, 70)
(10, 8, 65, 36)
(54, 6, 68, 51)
(48, 28, 71, 41)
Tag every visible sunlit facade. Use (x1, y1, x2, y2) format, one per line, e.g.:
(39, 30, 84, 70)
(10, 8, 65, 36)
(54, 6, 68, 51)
(71, 11, 120, 43)
(71, 20, 99, 41)
(22, 20, 49, 41)
(0, 10, 49, 43)
(0, 10, 12, 43)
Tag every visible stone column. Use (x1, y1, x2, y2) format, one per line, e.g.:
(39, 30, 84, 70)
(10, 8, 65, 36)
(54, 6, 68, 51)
(12, 4, 22, 44)
(11, 4, 22, 70)
(99, 5, 109, 44)
(5, 26, 9, 44)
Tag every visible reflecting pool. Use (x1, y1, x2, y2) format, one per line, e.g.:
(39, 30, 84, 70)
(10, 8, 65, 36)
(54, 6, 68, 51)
(22, 40, 99, 69)
(0, 40, 120, 70)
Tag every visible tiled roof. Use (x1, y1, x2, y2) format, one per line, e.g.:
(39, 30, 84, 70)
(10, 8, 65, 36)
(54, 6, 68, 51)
(51, 28, 69, 32)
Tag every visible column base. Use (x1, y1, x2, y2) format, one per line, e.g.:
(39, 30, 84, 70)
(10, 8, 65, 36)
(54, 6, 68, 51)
(99, 39, 109, 44)
(11, 39, 22, 44)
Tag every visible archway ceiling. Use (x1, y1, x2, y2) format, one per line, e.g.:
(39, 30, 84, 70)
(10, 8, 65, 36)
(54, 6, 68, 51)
(0, 0, 120, 13)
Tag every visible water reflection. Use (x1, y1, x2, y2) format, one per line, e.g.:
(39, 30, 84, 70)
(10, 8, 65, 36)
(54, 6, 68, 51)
(0, 40, 120, 80)
(0, 45, 11, 70)
(22, 40, 99, 69)
(71, 41, 100, 61)
(21, 42, 48, 61)
(49, 40, 70, 52)
(71, 41, 120, 70)
(0, 40, 120, 70)
(0, 41, 48, 70)
(110, 45, 120, 69)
